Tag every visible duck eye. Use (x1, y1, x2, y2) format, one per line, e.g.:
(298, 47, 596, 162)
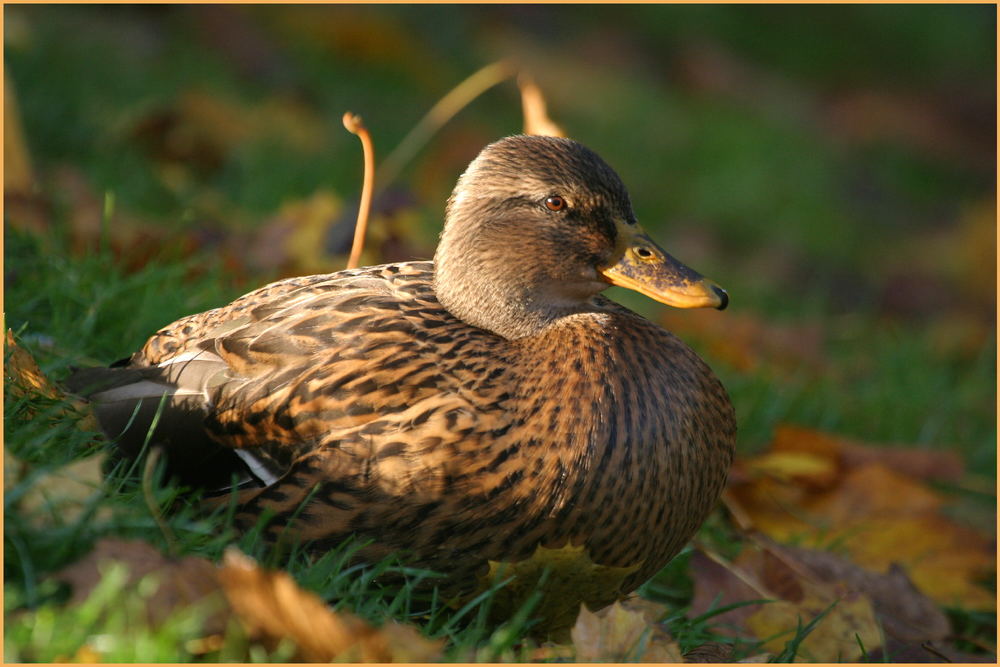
(544, 195, 567, 212)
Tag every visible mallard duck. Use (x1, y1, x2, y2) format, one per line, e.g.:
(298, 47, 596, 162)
(69, 135, 735, 632)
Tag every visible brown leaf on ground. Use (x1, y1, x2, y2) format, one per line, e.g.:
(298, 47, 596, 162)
(765, 542, 949, 642)
(745, 590, 879, 662)
(683, 641, 734, 662)
(53, 542, 442, 662)
(659, 309, 827, 377)
(570, 600, 683, 662)
(691, 536, 984, 661)
(6, 329, 61, 402)
(691, 544, 882, 662)
(10, 452, 110, 525)
(5, 330, 100, 431)
(689, 549, 768, 636)
(55, 538, 225, 631)
(528, 643, 575, 662)
(770, 424, 964, 483)
(725, 426, 995, 612)
(217, 548, 443, 662)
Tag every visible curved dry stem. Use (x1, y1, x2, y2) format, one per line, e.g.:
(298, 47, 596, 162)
(342, 111, 376, 270)
(375, 61, 516, 193)
(518, 73, 566, 138)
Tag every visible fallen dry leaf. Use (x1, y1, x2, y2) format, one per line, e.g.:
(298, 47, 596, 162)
(770, 424, 964, 483)
(6, 329, 61, 402)
(765, 542, 949, 642)
(689, 549, 765, 636)
(833, 513, 995, 612)
(218, 548, 443, 662)
(570, 600, 682, 662)
(56, 538, 225, 631)
(690, 535, 978, 662)
(683, 641, 733, 662)
(527, 643, 575, 662)
(52, 541, 442, 662)
(11, 453, 110, 526)
(725, 426, 994, 611)
(737, 653, 774, 662)
(477, 542, 640, 640)
(5, 330, 100, 431)
(741, 450, 839, 490)
(691, 544, 881, 662)
(745, 591, 879, 662)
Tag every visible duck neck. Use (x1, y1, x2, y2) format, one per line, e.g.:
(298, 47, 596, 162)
(433, 228, 586, 341)
(432, 256, 562, 341)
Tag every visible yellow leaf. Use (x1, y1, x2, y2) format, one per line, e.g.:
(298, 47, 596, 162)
(5, 329, 60, 401)
(746, 451, 838, 486)
(772, 424, 964, 483)
(478, 542, 639, 639)
(5, 330, 101, 431)
(832, 515, 995, 612)
(571, 600, 682, 663)
(808, 463, 944, 519)
(726, 427, 993, 612)
(746, 591, 880, 662)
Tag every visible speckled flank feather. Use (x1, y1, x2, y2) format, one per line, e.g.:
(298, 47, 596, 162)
(68, 134, 736, 622)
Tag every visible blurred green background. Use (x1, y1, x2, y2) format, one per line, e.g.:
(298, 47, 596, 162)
(5, 4, 996, 466)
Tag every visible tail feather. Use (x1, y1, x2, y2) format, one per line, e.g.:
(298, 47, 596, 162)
(65, 360, 260, 491)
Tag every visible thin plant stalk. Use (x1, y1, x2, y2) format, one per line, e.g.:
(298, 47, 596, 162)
(342, 112, 375, 270)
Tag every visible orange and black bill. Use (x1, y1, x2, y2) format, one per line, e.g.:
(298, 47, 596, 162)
(600, 225, 728, 310)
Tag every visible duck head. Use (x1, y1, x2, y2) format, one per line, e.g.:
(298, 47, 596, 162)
(434, 135, 727, 339)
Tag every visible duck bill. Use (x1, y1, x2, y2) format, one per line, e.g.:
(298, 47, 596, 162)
(600, 229, 728, 310)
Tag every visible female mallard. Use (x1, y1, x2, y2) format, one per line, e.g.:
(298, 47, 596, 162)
(70, 135, 735, 631)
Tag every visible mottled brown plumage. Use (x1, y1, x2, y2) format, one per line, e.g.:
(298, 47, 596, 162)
(68, 135, 735, 631)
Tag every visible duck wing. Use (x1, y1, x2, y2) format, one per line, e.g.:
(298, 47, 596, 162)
(67, 261, 506, 493)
